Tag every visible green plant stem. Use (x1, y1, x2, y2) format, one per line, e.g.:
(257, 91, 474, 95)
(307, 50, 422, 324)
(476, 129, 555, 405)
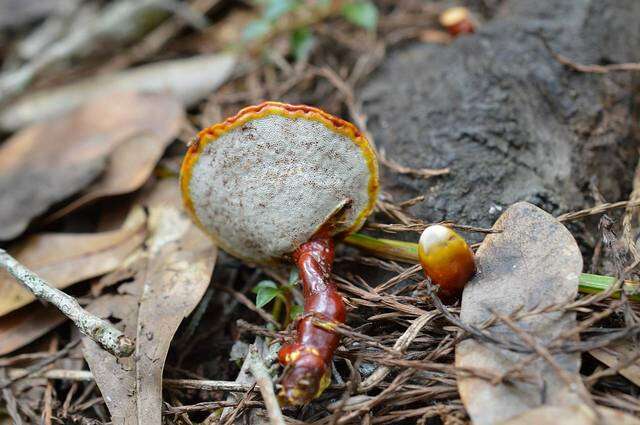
(344, 233, 640, 302)
(271, 297, 283, 330)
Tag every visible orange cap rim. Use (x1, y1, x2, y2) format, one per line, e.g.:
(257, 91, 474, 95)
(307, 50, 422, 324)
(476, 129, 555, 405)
(179, 101, 379, 259)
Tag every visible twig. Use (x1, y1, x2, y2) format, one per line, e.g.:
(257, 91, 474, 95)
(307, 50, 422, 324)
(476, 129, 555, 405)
(42, 336, 58, 425)
(556, 199, 640, 222)
(0, 339, 80, 389)
(378, 148, 450, 179)
(358, 313, 436, 391)
(492, 310, 600, 417)
(163, 400, 263, 415)
(220, 383, 257, 425)
(213, 284, 281, 328)
(246, 345, 285, 425)
(3, 368, 264, 392)
(623, 156, 640, 272)
(0, 369, 23, 425)
(539, 33, 640, 74)
(106, 0, 222, 70)
(0, 250, 134, 357)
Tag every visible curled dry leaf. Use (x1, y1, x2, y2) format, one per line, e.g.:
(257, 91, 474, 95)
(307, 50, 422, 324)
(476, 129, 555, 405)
(47, 103, 184, 221)
(81, 181, 217, 425)
(589, 338, 640, 387)
(0, 304, 66, 356)
(0, 207, 146, 317)
(0, 92, 181, 241)
(0, 54, 235, 131)
(456, 202, 584, 425)
(497, 404, 640, 425)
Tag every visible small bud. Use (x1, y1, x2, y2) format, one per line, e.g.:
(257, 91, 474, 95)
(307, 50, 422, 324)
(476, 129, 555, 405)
(418, 225, 475, 299)
(439, 7, 475, 36)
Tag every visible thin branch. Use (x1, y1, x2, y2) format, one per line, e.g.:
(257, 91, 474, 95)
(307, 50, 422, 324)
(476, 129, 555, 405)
(539, 33, 640, 74)
(0, 339, 80, 389)
(358, 313, 436, 391)
(3, 367, 264, 393)
(246, 345, 286, 425)
(378, 148, 450, 179)
(0, 250, 134, 358)
(556, 200, 640, 222)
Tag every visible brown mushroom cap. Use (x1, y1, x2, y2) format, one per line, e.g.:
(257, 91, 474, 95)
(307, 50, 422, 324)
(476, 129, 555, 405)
(180, 102, 379, 264)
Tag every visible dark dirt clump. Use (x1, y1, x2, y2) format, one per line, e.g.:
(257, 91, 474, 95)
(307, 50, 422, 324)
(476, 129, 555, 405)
(362, 0, 640, 230)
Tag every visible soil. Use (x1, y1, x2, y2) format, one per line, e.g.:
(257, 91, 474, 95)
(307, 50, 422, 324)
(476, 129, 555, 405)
(362, 0, 640, 231)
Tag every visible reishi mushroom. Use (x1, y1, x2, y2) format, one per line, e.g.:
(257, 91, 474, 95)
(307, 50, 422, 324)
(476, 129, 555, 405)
(418, 225, 476, 300)
(179, 101, 378, 405)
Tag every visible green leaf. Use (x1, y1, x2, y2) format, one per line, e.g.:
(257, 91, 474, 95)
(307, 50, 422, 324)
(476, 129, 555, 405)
(242, 19, 271, 42)
(252, 280, 278, 293)
(265, 0, 298, 21)
(291, 27, 314, 61)
(341, 1, 378, 31)
(290, 304, 304, 320)
(256, 286, 279, 308)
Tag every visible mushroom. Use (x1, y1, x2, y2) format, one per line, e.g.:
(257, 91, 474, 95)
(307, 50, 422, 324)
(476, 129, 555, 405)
(418, 225, 476, 300)
(439, 6, 476, 36)
(180, 101, 379, 405)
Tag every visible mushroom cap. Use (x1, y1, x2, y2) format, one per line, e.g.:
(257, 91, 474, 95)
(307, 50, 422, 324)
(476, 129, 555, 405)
(439, 6, 471, 27)
(180, 101, 379, 264)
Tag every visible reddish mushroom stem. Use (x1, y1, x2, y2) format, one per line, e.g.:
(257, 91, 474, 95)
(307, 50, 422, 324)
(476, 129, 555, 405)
(277, 234, 345, 406)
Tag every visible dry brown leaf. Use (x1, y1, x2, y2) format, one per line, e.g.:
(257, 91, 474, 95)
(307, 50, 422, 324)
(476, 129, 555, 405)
(47, 104, 183, 221)
(81, 180, 217, 425)
(589, 338, 640, 387)
(0, 54, 235, 131)
(135, 209, 216, 424)
(0, 304, 66, 356)
(82, 293, 139, 425)
(498, 404, 640, 425)
(0, 91, 181, 241)
(456, 202, 584, 425)
(0, 207, 146, 316)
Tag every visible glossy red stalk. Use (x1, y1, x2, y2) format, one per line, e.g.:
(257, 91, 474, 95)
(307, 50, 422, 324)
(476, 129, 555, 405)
(277, 234, 345, 406)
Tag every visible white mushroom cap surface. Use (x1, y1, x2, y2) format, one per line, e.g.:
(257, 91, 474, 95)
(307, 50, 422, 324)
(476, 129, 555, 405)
(181, 102, 378, 264)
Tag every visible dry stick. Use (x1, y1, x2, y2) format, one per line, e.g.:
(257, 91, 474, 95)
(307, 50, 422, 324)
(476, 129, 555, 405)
(337, 370, 416, 424)
(358, 312, 437, 391)
(219, 383, 257, 425)
(373, 263, 422, 294)
(378, 148, 450, 179)
(0, 339, 80, 389)
(3, 368, 265, 393)
(556, 199, 640, 222)
(164, 400, 263, 415)
(0, 250, 134, 358)
(489, 294, 626, 385)
(539, 34, 640, 74)
(0, 369, 23, 425)
(585, 349, 640, 385)
(106, 0, 222, 70)
(492, 310, 601, 417)
(622, 156, 640, 272)
(42, 336, 58, 425)
(213, 284, 280, 328)
(246, 345, 285, 425)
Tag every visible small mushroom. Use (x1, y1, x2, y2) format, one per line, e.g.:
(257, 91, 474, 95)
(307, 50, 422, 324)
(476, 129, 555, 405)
(439, 6, 476, 36)
(180, 101, 379, 405)
(418, 225, 476, 300)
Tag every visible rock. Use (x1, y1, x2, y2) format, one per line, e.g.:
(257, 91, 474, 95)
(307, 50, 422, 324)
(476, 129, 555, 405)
(361, 0, 640, 229)
(456, 202, 584, 425)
